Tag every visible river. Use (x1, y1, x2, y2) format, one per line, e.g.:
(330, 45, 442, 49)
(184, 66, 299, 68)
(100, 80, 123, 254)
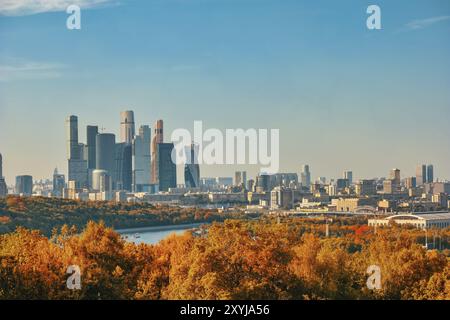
(116, 223, 205, 245)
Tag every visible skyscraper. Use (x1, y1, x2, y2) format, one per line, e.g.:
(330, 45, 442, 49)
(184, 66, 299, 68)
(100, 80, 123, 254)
(96, 133, 116, 180)
(151, 120, 164, 184)
(120, 111, 135, 144)
(427, 165, 434, 184)
(184, 143, 200, 188)
(66, 115, 88, 188)
(301, 165, 311, 188)
(155, 143, 176, 191)
(0, 152, 3, 179)
(343, 171, 353, 185)
(52, 168, 65, 197)
(416, 164, 427, 186)
(390, 168, 401, 185)
(114, 142, 132, 191)
(86, 125, 98, 170)
(133, 125, 151, 192)
(15, 175, 33, 195)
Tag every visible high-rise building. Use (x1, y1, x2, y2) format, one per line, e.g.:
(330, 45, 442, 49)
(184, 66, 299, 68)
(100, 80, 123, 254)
(416, 164, 427, 186)
(133, 125, 151, 192)
(96, 133, 116, 180)
(427, 165, 434, 184)
(343, 171, 353, 185)
(15, 175, 33, 195)
(151, 120, 164, 184)
(390, 168, 401, 185)
(405, 177, 417, 189)
(114, 142, 132, 191)
(184, 143, 200, 188)
(66, 115, 79, 160)
(86, 125, 98, 170)
(120, 111, 135, 144)
(0, 153, 7, 198)
(301, 165, 311, 188)
(52, 168, 65, 197)
(155, 143, 176, 191)
(66, 115, 88, 188)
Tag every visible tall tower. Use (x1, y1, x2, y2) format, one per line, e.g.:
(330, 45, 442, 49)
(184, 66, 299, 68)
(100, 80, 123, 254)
(120, 111, 135, 144)
(133, 125, 151, 192)
(96, 133, 116, 176)
(184, 143, 200, 188)
(86, 125, 98, 170)
(155, 142, 176, 191)
(427, 165, 434, 184)
(66, 115, 88, 188)
(301, 164, 311, 188)
(66, 115, 79, 160)
(0, 152, 2, 178)
(390, 168, 401, 185)
(151, 120, 164, 184)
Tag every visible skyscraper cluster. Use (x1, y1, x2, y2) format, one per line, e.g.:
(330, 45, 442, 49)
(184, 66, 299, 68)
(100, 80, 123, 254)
(66, 111, 181, 196)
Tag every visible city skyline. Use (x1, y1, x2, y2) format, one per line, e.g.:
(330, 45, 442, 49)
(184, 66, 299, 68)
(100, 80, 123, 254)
(1, 0, 450, 182)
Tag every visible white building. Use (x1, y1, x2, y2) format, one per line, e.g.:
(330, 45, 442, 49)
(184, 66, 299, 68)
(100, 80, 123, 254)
(368, 212, 450, 230)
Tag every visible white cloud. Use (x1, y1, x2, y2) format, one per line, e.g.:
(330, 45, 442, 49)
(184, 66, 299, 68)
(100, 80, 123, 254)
(0, 59, 66, 81)
(0, 0, 117, 16)
(405, 15, 450, 30)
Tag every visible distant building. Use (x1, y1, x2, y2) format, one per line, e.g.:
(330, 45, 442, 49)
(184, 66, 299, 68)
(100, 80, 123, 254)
(66, 115, 88, 188)
(15, 175, 33, 196)
(0, 153, 7, 197)
(368, 213, 450, 230)
(301, 165, 311, 188)
(155, 143, 176, 191)
(86, 125, 98, 170)
(270, 186, 294, 210)
(405, 177, 417, 189)
(120, 110, 135, 144)
(151, 120, 164, 184)
(96, 133, 116, 183)
(390, 168, 401, 185)
(52, 168, 65, 197)
(184, 144, 200, 188)
(343, 171, 353, 185)
(114, 142, 132, 191)
(355, 179, 376, 196)
(132, 125, 151, 192)
(256, 174, 271, 192)
(427, 165, 434, 184)
(416, 164, 427, 186)
(334, 198, 377, 212)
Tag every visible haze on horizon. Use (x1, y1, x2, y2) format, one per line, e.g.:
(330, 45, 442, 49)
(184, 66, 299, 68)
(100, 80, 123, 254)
(1, 0, 450, 184)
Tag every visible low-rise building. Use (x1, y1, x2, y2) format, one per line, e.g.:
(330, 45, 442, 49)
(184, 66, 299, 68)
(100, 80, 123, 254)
(368, 212, 450, 229)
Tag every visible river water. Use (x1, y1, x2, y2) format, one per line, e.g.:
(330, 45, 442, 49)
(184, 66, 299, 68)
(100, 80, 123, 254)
(116, 223, 205, 245)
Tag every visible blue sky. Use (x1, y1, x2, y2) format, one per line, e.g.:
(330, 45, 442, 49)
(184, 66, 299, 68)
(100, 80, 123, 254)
(1, 0, 450, 184)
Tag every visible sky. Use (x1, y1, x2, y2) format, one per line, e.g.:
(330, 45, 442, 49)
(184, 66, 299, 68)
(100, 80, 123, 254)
(1, 0, 450, 185)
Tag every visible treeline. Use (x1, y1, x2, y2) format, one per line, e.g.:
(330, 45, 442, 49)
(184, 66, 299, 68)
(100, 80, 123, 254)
(0, 196, 247, 236)
(0, 219, 449, 300)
